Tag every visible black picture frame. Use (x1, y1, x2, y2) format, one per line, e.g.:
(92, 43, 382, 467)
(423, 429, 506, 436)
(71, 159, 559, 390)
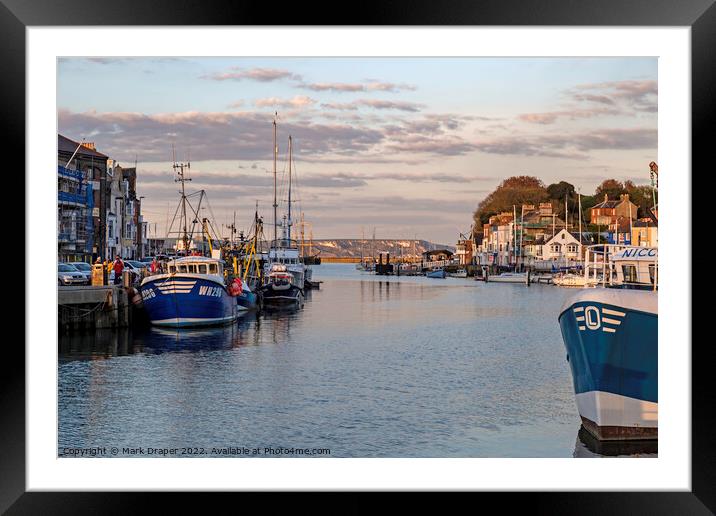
(5, 0, 712, 512)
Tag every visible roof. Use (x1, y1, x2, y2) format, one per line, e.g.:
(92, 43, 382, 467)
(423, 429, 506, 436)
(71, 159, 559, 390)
(591, 200, 621, 209)
(172, 256, 221, 264)
(58, 134, 109, 159)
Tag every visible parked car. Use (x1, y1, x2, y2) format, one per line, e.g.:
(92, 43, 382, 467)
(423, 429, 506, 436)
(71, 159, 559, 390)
(68, 261, 93, 283)
(58, 263, 88, 286)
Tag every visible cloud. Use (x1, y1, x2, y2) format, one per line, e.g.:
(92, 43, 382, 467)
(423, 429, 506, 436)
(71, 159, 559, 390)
(321, 99, 424, 112)
(58, 109, 385, 162)
(570, 80, 657, 113)
(474, 128, 657, 159)
(254, 96, 317, 109)
(203, 67, 302, 82)
(300, 80, 416, 93)
(518, 107, 621, 125)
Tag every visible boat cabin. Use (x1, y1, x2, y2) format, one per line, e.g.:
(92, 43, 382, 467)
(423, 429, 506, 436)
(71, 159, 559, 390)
(610, 247, 657, 288)
(167, 256, 223, 277)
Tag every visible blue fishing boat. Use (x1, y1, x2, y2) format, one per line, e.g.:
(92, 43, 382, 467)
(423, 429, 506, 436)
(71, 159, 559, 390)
(140, 256, 246, 327)
(558, 245, 657, 440)
(426, 268, 446, 278)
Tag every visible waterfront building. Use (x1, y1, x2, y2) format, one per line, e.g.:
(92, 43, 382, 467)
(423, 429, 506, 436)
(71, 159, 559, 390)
(57, 135, 109, 262)
(454, 238, 476, 266)
(589, 193, 639, 231)
(632, 219, 658, 247)
(105, 161, 145, 259)
(540, 229, 593, 268)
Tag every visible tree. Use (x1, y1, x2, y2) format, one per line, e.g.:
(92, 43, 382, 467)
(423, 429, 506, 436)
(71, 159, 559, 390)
(547, 181, 578, 219)
(624, 181, 655, 218)
(594, 179, 626, 200)
(473, 176, 548, 226)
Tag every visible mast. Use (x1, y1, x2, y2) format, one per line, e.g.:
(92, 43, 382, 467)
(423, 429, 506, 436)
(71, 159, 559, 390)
(519, 204, 524, 268)
(512, 205, 517, 267)
(578, 190, 582, 244)
(288, 135, 293, 242)
(172, 144, 191, 254)
(272, 113, 278, 252)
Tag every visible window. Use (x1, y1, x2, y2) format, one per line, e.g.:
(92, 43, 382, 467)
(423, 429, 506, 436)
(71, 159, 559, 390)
(550, 244, 561, 253)
(198, 264, 207, 274)
(168, 265, 176, 273)
(209, 264, 218, 274)
(177, 264, 187, 273)
(621, 264, 637, 283)
(567, 244, 578, 253)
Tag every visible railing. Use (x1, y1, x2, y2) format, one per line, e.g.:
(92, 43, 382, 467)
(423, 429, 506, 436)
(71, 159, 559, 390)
(57, 165, 85, 181)
(58, 191, 88, 205)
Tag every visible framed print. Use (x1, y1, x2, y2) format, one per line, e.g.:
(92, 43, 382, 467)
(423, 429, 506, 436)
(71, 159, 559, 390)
(5, 0, 714, 512)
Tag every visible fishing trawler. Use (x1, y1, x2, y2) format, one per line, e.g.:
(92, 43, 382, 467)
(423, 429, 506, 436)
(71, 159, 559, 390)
(139, 152, 246, 326)
(140, 256, 245, 327)
(558, 245, 657, 440)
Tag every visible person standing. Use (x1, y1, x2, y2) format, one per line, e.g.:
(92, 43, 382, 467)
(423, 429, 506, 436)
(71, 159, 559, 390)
(150, 257, 158, 274)
(113, 255, 124, 285)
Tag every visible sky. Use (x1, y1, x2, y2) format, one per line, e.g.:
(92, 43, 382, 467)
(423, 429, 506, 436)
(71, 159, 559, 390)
(57, 57, 658, 244)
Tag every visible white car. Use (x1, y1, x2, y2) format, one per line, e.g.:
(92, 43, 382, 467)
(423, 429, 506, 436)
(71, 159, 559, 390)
(109, 260, 142, 285)
(58, 263, 88, 286)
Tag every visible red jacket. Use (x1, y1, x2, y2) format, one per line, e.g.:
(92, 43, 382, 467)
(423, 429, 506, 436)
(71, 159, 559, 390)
(113, 260, 124, 274)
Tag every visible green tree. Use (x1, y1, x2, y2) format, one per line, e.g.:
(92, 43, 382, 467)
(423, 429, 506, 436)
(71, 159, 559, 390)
(594, 179, 626, 200)
(473, 176, 548, 226)
(547, 181, 578, 219)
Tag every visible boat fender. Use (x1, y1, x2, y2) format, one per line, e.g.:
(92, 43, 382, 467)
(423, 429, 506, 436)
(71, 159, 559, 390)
(228, 277, 243, 296)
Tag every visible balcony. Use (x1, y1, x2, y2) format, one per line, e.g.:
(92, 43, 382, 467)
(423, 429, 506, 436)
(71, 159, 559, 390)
(58, 191, 88, 205)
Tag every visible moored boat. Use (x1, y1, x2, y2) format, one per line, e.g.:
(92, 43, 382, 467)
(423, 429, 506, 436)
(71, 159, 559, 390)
(558, 245, 658, 441)
(426, 268, 446, 278)
(140, 256, 245, 327)
(260, 263, 304, 304)
(486, 271, 528, 284)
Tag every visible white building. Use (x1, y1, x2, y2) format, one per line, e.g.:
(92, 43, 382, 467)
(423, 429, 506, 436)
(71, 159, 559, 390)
(541, 229, 588, 267)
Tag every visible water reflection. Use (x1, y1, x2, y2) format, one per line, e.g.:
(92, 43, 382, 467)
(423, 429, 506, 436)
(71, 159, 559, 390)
(58, 264, 638, 458)
(573, 426, 657, 457)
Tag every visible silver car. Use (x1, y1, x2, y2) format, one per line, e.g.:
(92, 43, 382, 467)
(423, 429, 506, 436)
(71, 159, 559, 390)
(58, 263, 88, 286)
(68, 262, 93, 283)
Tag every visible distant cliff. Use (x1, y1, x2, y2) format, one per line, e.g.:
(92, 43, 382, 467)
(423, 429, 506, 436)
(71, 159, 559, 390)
(304, 239, 455, 258)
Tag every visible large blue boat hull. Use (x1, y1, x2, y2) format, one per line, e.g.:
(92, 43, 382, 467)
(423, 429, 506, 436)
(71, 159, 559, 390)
(558, 289, 658, 440)
(140, 275, 241, 327)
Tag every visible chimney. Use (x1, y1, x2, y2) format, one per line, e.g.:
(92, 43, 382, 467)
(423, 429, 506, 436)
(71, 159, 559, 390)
(603, 193, 608, 203)
(82, 142, 96, 151)
(620, 193, 629, 202)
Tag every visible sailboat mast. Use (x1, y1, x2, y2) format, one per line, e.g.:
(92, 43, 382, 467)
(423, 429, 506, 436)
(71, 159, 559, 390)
(288, 135, 292, 242)
(578, 190, 582, 244)
(272, 113, 278, 250)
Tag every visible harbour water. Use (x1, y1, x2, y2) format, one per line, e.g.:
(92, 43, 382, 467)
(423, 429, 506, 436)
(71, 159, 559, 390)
(58, 263, 655, 458)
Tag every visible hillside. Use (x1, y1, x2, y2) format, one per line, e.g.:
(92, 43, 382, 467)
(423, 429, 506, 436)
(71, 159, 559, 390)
(304, 239, 455, 258)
